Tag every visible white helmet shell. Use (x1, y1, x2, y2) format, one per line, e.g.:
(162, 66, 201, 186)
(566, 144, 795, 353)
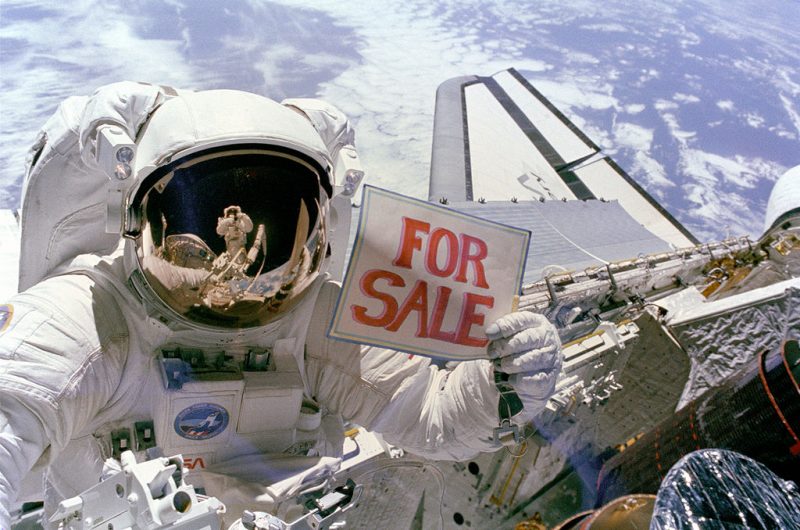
(131, 89, 332, 186)
(124, 89, 334, 331)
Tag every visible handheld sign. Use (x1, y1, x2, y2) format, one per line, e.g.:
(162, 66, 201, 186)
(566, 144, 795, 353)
(329, 186, 530, 360)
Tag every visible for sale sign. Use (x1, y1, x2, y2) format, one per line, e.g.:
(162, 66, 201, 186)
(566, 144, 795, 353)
(329, 186, 530, 360)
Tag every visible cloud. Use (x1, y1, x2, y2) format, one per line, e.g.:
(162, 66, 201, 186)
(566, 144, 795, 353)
(624, 103, 646, 114)
(684, 153, 788, 238)
(531, 79, 619, 112)
(613, 122, 672, 190)
(0, 1, 199, 207)
(716, 99, 735, 111)
(744, 112, 766, 128)
(614, 122, 653, 152)
(0, 0, 369, 206)
(779, 93, 800, 138)
(579, 23, 629, 33)
(631, 151, 671, 190)
(654, 99, 679, 111)
(659, 111, 697, 144)
(257, 0, 562, 197)
(673, 92, 700, 103)
(652, 91, 789, 238)
(681, 149, 761, 189)
(1, 0, 796, 246)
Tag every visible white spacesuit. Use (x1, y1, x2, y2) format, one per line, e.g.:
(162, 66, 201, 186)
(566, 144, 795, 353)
(0, 82, 562, 527)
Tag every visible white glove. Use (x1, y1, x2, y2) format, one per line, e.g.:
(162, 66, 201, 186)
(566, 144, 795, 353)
(485, 311, 562, 419)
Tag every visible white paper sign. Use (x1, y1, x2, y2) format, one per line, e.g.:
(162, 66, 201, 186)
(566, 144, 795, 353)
(329, 186, 530, 360)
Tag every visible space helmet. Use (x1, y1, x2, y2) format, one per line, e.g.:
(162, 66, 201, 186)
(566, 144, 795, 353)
(122, 89, 333, 330)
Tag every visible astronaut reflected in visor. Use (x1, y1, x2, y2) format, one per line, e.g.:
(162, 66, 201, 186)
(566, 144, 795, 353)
(136, 149, 328, 329)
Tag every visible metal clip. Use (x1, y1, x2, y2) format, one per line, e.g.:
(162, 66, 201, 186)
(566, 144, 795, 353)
(493, 419, 522, 446)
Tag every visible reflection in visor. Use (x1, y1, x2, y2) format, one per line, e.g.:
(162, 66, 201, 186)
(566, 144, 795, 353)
(136, 150, 328, 329)
(201, 204, 266, 307)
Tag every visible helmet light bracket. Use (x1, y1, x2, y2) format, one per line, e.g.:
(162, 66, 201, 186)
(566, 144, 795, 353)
(333, 145, 364, 198)
(96, 125, 138, 234)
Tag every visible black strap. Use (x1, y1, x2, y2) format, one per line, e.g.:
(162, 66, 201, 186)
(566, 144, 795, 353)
(495, 371, 524, 419)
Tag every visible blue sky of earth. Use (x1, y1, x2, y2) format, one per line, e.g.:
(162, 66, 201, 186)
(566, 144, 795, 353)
(1, 0, 798, 242)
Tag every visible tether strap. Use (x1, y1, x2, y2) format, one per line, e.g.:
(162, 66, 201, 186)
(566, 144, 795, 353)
(495, 371, 524, 419)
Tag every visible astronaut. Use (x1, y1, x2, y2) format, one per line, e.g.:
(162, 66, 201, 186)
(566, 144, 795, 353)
(218, 206, 255, 253)
(0, 82, 563, 526)
(214, 205, 256, 273)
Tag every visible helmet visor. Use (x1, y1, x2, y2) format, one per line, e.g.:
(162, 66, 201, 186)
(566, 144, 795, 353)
(135, 149, 328, 329)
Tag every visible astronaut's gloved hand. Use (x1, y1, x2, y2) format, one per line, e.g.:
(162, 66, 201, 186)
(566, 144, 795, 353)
(485, 311, 562, 420)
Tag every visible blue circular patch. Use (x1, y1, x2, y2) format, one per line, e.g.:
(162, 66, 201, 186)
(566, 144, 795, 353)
(174, 403, 229, 441)
(0, 304, 13, 333)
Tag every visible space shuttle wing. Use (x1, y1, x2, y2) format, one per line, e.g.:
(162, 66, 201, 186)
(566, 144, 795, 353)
(430, 68, 698, 248)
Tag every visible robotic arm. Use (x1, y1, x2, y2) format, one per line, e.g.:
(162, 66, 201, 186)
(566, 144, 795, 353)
(47, 451, 361, 530)
(47, 452, 225, 530)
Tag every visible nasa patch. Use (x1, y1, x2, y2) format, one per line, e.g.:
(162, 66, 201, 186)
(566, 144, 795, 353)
(174, 403, 229, 441)
(0, 304, 12, 333)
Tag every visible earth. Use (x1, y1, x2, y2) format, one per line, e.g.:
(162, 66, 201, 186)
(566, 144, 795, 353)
(1, 0, 798, 242)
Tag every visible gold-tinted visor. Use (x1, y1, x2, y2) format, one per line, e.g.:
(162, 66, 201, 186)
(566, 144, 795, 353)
(135, 149, 328, 329)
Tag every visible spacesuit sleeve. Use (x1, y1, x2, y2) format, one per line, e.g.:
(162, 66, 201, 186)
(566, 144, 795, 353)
(0, 274, 128, 521)
(304, 282, 503, 460)
(0, 398, 49, 526)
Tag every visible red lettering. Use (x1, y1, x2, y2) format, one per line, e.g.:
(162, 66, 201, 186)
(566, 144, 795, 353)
(352, 269, 404, 327)
(393, 217, 430, 269)
(454, 292, 494, 346)
(425, 228, 459, 278)
(352, 250, 495, 347)
(386, 279, 428, 336)
(183, 456, 206, 470)
(428, 285, 456, 342)
(393, 219, 491, 290)
(454, 234, 489, 288)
